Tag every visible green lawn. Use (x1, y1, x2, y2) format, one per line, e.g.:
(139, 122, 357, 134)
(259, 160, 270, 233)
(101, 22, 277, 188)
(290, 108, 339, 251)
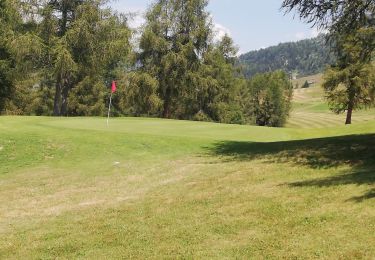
(0, 116, 374, 259)
(287, 80, 375, 128)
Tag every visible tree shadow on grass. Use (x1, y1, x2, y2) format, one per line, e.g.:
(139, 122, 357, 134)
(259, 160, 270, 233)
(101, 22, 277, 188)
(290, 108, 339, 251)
(348, 188, 375, 202)
(209, 134, 375, 201)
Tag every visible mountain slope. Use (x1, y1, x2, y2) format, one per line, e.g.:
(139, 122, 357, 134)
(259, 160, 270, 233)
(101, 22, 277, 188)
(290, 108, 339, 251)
(239, 35, 335, 78)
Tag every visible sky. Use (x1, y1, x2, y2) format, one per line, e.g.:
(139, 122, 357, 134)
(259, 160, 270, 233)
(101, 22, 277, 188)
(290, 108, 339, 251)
(109, 0, 319, 55)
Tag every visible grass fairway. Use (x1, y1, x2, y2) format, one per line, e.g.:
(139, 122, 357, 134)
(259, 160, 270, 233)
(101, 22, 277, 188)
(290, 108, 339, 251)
(289, 75, 375, 128)
(0, 116, 374, 259)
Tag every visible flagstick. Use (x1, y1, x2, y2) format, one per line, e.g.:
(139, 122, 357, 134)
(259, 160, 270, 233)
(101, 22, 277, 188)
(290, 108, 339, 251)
(107, 92, 113, 127)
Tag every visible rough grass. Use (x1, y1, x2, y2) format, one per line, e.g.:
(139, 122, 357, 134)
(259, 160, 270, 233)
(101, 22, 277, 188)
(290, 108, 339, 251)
(0, 116, 374, 259)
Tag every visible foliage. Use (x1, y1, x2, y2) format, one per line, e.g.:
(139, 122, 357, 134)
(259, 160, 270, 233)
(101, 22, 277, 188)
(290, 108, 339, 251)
(3, 0, 132, 116)
(245, 70, 293, 127)
(0, 0, 254, 125)
(68, 76, 106, 116)
(0, 0, 20, 112)
(198, 35, 246, 124)
(132, 1, 246, 124)
(119, 72, 162, 116)
(281, 0, 374, 36)
(137, 0, 212, 119)
(301, 80, 309, 88)
(283, 0, 375, 124)
(323, 28, 375, 124)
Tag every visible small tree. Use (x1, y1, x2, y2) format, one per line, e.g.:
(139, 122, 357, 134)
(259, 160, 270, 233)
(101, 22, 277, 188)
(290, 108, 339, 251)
(323, 28, 375, 124)
(301, 80, 309, 88)
(247, 71, 293, 127)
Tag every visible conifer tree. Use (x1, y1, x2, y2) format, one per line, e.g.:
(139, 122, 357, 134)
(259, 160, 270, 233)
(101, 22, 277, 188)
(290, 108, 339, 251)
(246, 71, 293, 127)
(323, 28, 375, 124)
(282, 0, 375, 124)
(34, 0, 131, 116)
(0, 0, 20, 112)
(138, 0, 211, 119)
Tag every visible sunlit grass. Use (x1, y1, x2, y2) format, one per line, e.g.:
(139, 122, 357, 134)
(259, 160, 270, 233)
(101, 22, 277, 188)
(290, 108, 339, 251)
(288, 79, 375, 128)
(0, 116, 374, 258)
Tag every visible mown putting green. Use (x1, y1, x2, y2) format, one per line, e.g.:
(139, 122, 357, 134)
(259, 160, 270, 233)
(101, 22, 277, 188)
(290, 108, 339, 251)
(0, 116, 374, 258)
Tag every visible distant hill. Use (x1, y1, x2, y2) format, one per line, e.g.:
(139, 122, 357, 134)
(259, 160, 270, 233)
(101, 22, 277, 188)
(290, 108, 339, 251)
(239, 35, 336, 78)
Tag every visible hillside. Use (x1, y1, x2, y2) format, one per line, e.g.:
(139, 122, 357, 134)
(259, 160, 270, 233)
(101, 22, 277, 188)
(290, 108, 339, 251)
(239, 35, 336, 78)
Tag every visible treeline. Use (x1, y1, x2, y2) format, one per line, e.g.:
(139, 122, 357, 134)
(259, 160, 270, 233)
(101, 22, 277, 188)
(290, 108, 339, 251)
(239, 35, 336, 78)
(0, 0, 293, 127)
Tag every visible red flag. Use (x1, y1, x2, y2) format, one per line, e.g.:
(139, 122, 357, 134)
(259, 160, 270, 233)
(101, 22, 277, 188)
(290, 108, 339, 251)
(111, 81, 117, 93)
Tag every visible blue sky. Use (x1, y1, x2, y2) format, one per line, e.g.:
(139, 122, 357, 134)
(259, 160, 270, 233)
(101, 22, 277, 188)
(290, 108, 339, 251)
(109, 0, 319, 54)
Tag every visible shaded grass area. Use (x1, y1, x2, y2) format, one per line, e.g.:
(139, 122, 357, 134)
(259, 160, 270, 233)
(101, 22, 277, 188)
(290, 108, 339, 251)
(210, 134, 375, 201)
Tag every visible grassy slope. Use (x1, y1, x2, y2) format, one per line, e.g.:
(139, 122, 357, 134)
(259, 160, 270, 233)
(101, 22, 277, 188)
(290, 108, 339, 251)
(0, 116, 374, 259)
(288, 74, 375, 128)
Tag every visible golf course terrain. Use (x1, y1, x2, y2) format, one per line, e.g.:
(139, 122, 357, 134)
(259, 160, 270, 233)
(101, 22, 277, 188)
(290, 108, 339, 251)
(1, 87, 375, 259)
(288, 74, 375, 128)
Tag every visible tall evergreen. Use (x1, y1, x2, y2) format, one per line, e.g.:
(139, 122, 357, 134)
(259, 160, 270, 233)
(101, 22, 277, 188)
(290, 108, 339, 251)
(136, 0, 244, 123)
(0, 0, 20, 112)
(197, 34, 245, 124)
(138, 0, 211, 119)
(22, 0, 132, 116)
(323, 28, 375, 124)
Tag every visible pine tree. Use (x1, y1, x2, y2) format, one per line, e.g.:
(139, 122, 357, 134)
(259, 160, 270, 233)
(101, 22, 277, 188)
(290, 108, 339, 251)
(0, 0, 41, 114)
(281, 0, 374, 36)
(198, 34, 245, 124)
(323, 28, 375, 124)
(33, 0, 131, 116)
(138, 0, 211, 119)
(246, 71, 293, 127)
(0, 0, 20, 112)
(282, 0, 375, 124)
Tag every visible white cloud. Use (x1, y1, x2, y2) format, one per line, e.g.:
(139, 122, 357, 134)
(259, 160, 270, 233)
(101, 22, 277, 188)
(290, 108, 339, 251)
(108, 2, 146, 29)
(311, 28, 320, 38)
(127, 12, 145, 29)
(213, 23, 231, 42)
(311, 27, 328, 37)
(295, 32, 306, 40)
(294, 28, 328, 41)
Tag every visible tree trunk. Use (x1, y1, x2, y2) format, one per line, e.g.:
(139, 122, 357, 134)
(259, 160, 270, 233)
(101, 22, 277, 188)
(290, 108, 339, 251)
(60, 4, 68, 36)
(53, 2, 69, 117)
(346, 91, 355, 125)
(60, 85, 69, 116)
(163, 99, 171, 118)
(345, 105, 353, 125)
(53, 83, 61, 116)
(162, 88, 171, 118)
